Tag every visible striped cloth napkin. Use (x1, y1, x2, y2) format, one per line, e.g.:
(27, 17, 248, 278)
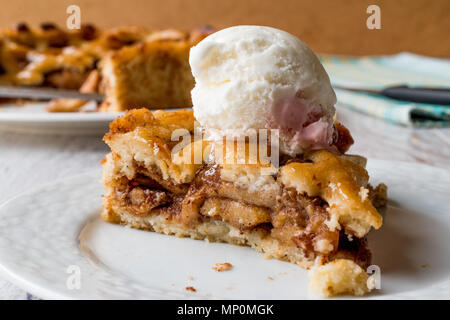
(320, 53, 450, 127)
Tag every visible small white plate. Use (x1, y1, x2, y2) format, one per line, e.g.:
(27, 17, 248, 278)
(0, 102, 121, 135)
(0, 160, 449, 299)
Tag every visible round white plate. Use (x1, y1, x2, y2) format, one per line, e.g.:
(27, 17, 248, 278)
(0, 160, 449, 299)
(0, 102, 121, 135)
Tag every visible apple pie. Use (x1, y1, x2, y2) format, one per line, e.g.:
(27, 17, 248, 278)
(101, 108, 387, 297)
(0, 23, 212, 112)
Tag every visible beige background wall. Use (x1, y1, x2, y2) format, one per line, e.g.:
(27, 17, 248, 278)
(1, 0, 449, 56)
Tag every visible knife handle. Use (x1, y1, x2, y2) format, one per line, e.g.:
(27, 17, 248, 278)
(381, 85, 450, 105)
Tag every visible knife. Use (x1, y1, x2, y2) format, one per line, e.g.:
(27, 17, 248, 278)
(333, 85, 450, 105)
(0, 86, 104, 102)
(3, 84, 449, 105)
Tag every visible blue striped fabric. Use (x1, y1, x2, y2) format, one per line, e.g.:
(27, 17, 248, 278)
(319, 53, 450, 127)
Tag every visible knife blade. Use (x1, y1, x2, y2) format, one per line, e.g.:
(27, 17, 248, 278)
(333, 85, 450, 105)
(0, 86, 104, 102)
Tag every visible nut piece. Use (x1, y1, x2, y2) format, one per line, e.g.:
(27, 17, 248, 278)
(212, 262, 233, 272)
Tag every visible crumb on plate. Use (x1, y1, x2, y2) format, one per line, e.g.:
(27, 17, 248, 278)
(213, 262, 233, 272)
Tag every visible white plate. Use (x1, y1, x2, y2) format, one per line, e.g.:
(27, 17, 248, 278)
(0, 160, 449, 299)
(0, 102, 121, 135)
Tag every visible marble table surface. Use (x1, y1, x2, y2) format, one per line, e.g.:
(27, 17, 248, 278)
(0, 105, 449, 299)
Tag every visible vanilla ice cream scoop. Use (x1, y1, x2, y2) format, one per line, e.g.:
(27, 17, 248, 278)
(190, 25, 337, 156)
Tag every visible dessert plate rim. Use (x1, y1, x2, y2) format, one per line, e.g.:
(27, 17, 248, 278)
(0, 102, 187, 135)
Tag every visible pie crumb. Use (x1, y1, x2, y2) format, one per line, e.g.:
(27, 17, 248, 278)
(213, 262, 233, 272)
(186, 286, 197, 292)
(267, 276, 274, 280)
(309, 259, 371, 297)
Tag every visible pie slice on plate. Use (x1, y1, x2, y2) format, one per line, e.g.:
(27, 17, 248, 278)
(101, 109, 387, 297)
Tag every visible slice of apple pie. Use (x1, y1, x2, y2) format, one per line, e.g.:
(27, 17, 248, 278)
(101, 108, 387, 297)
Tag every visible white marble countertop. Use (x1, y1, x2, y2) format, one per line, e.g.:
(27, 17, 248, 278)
(0, 105, 449, 299)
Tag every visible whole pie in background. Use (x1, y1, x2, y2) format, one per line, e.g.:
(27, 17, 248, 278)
(0, 22, 213, 112)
